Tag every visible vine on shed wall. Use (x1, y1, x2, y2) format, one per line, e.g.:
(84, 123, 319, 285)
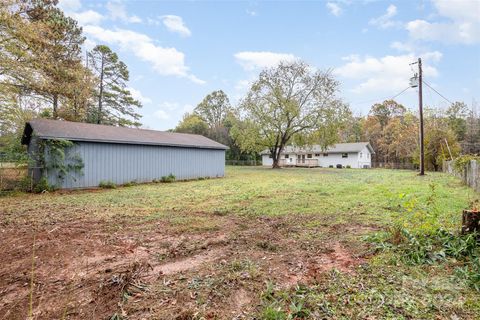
(37, 139, 84, 188)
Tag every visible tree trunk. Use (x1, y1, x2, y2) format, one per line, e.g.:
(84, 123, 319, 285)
(462, 210, 480, 235)
(272, 158, 281, 169)
(97, 54, 105, 124)
(53, 94, 58, 119)
(272, 145, 284, 169)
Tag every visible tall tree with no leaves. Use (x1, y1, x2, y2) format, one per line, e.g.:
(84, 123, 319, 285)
(87, 45, 142, 127)
(232, 60, 347, 168)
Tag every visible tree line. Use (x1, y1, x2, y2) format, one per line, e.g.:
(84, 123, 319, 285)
(0, 0, 141, 159)
(175, 62, 479, 170)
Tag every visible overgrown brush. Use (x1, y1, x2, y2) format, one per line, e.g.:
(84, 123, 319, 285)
(453, 154, 480, 174)
(367, 184, 480, 291)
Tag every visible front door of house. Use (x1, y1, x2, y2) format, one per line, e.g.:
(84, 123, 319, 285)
(302, 154, 305, 164)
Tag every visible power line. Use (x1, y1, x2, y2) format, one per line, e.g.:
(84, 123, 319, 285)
(391, 86, 411, 100)
(349, 86, 411, 107)
(422, 80, 454, 105)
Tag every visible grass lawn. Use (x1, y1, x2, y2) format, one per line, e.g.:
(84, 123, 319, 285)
(0, 166, 479, 319)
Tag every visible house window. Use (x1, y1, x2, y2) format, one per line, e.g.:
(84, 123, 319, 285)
(360, 152, 363, 158)
(342, 153, 348, 158)
(307, 154, 312, 158)
(315, 153, 320, 157)
(323, 153, 328, 157)
(285, 154, 289, 159)
(367, 153, 370, 158)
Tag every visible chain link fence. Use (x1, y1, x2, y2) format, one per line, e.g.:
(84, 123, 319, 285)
(372, 162, 419, 170)
(225, 160, 260, 166)
(0, 162, 31, 192)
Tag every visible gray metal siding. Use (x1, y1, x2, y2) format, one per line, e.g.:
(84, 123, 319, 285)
(44, 141, 225, 189)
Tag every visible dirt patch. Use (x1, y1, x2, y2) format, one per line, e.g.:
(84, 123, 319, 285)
(310, 242, 364, 273)
(330, 222, 381, 235)
(0, 218, 234, 320)
(267, 241, 364, 288)
(149, 247, 224, 277)
(0, 211, 372, 319)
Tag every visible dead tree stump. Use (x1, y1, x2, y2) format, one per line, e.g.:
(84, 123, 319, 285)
(461, 210, 480, 235)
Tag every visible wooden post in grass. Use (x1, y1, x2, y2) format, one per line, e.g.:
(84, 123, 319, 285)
(461, 209, 480, 235)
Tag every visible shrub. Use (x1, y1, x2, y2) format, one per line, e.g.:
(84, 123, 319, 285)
(453, 154, 480, 173)
(160, 174, 176, 183)
(328, 165, 334, 168)
(33, 177, 51, 193)
(123, 180, 138, 187)
(99, 180, 116, 189)
(346, 165, 351, 169)
(16, 175, 33, 192)
(336, 164, 342, 169)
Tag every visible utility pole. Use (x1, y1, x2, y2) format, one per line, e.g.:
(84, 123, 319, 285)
(418, 58, 425, 175)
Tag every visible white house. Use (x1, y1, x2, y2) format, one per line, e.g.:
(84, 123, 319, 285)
(261, 142, 375, 168)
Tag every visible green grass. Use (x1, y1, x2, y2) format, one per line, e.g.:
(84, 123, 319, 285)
(1, 166, 478, 318)
(2, 167, 474, 230)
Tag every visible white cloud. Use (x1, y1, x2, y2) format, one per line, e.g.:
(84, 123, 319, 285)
(147, 17, 161, 26)
(58, 0, 104, 26)
(405, 0, 480, 44)
(246, 9, 258, 16)
(326, 2, 342, 17)
(84, 38, 97, 51)
(390, 41, 414, 52)
(106, 1, 142, 24)
(154, 110, 170, 120)
(58, 0, 82, 12)
(83, 25, 205, 84)
(369, 4, 399, 29)
(334, 52, 442, 94)
(234, 51, 298, 71)
(70, 10, 104, 25)
(235, 79, 252, 91)
(161, 15, 191, 37)
(153, 102, 194, 121)
(128, 87, 152, 104)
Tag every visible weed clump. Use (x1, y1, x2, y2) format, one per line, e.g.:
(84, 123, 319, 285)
(160, 174, 176, 183)
(123, 180, 138, 187)
(99, 180, 116, 189)
(367, 184, 480, 291)
(33, 177, 52, 193)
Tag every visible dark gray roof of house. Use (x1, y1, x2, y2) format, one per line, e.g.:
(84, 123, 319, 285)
(21, 119, 228, 150)
(261, 142, 375, 155)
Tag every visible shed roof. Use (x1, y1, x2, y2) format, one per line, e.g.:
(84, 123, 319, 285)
(21, 119, 228, 150)
(261, 142, 375, 155)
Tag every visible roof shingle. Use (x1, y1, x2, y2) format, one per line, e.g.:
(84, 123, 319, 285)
(22, 119, 228, 150)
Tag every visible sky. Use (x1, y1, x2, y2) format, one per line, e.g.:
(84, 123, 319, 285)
(58, 0, 480, 130)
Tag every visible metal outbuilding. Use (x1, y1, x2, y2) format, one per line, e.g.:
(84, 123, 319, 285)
(21, 119, 227, 189)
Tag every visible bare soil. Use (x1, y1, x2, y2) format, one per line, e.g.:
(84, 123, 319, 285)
(0, 213, 370, 319)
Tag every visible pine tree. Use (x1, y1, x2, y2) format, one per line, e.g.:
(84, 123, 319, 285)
(0, 0, 86, 118)
(87, 45, 142, 127)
